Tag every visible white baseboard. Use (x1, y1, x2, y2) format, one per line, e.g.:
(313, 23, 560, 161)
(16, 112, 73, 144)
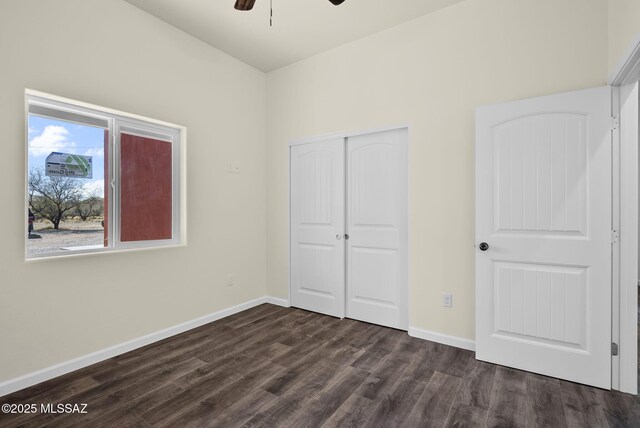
(0, 295, 283, 398)
(265, 296, 290, 307)
(408, 327, 476, 352)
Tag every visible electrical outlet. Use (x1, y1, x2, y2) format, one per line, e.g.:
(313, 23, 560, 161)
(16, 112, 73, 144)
(442, 293, 453, 308)
(227, 274, 234, 287)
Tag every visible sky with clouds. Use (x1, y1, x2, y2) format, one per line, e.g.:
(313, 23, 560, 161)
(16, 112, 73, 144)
(28, 115, 105, 198)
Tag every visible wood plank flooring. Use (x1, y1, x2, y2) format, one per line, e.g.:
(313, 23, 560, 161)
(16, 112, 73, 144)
(1, 304, 639, 427)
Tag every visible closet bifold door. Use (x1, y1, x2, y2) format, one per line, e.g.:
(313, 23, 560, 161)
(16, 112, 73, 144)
(290, 139, 346, 318)
(346, 128, 408, 330)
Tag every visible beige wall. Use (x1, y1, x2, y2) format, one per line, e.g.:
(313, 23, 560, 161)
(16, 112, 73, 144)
(608, 0, 640, 73)
(0, 0, 267, 382)
(266, 0, 608, 340)
(0, 0, 620, 387)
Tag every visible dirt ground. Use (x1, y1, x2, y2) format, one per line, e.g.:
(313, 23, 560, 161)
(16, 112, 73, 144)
(27, 219, 105, 256)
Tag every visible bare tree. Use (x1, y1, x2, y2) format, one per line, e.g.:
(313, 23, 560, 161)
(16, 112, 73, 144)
(76, 193, 104, 221)
(28, 167, 84, 229)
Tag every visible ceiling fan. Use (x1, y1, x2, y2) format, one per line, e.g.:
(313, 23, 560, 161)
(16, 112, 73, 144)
(234, 0, 346, 11)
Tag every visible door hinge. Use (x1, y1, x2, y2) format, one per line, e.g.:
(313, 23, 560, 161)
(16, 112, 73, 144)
(612, 342, 619, 356)
(611, 229, 619, 244)
(611, 116, 619, 130)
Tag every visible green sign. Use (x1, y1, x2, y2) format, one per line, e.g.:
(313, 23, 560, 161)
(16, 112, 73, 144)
(45, 152, 93, 179)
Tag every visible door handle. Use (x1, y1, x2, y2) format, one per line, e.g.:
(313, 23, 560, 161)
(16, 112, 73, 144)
(479, 242, 489, 251)
(336, 234, 342, 240)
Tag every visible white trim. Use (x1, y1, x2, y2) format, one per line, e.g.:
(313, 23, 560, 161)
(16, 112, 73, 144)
(265, 296, 290, 307)
(406, 127, 412, 332)
(408, 327, 476, 352)
(616, 82, 639, 395)
(0, 296, 280, 398)
(25, 89, 184, 129)
(612, 86, 621, 391)
(343, 137, 348, 319)
(611, 36, 640, 395)
(610, 33, 640, 86)
(289, 123, 410, 147)
(287, 141, 292, 311)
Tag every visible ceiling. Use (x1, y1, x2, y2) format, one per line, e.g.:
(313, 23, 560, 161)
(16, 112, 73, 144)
(124, 0, 466, 72)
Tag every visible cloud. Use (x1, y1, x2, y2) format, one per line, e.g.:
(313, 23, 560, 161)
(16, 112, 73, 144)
(83, 147, 104, 157)
(28, 125, 76, 156)
(82, 179, 104, 198)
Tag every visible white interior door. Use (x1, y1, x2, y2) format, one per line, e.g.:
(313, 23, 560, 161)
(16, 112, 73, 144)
(346, 129, 408, 329)
(476, 86, 612, 388)
(290, 139, 345, 318)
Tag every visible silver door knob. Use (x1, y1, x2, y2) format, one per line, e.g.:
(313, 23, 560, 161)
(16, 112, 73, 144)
(336, 234, 342, 240)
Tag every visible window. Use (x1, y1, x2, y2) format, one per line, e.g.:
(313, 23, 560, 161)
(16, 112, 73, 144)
(26, 91, 185, 259)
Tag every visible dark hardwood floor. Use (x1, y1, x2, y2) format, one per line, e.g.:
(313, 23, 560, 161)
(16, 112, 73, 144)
(1, 304, 639, 427)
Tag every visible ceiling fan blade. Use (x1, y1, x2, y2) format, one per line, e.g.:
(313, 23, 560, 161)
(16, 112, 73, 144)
(235, 0, 256, 11)
(328, 0, 346, 4)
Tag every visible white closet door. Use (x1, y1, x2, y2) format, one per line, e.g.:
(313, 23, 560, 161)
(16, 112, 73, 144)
(290, 139, 345, 318)
(476, 86, 612, 388)
(346, 129, 408, 329)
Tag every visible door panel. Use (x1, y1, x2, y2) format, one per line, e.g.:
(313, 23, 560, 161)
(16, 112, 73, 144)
(476, 86, 612, 388)
(347, 129, 408, 329)
(351, 248, 399, 303)
(290, 139, 345, 318)
(494, 113, 588, 235)
(493, 262, 587, 348)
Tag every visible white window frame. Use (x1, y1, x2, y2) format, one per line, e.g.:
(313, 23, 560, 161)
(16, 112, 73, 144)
(25, 89, 187, 260)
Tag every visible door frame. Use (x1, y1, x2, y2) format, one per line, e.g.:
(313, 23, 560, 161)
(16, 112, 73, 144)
(288, 124, 410, 329)
(609, 34, 640, 395)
